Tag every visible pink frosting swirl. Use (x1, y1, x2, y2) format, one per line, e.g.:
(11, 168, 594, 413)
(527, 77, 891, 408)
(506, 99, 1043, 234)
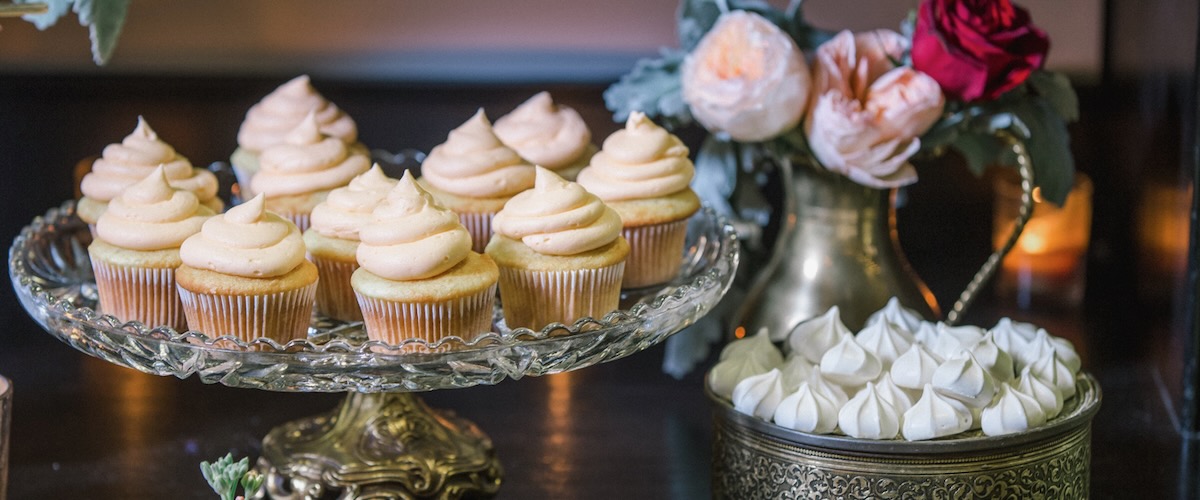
(180, 194, 306, 278)
(576, 112, 695, 201)
(236, 75, 358, 153)
(80, 117, 219, 205)
(356, 172, 473, 281)
(492, 167, 623, 256)
(493, 92, 592, 170)
(251, 112, 371, 198)
(420, 109, 534, 198)
(96, 166, 213, 251)
(309, 164, 398, 240)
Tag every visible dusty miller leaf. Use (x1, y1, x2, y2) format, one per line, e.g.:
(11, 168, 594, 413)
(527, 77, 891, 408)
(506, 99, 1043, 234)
(603, 48, 691, 128)
(16, 0, 71, 30)
(73, 0, 130, 65)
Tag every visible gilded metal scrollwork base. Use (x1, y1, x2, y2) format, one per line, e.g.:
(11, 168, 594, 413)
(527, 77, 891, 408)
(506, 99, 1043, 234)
(257, 393, 501, 500)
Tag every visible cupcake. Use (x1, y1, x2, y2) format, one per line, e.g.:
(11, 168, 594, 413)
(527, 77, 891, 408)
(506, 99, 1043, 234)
(417, 109, 534, 252)
(79, 117, 223, 228)
(88, 166, 214, 332)
(576, 112, 699, 288)
(353, 171, 499, 347)
(303, 164, 398, 322)
(176, 194, 318, 344)
(250, 112, 371, 231)
(493, 91, 597, 181)
(232, 75, 359, 196)
(486, 167, 629, 330)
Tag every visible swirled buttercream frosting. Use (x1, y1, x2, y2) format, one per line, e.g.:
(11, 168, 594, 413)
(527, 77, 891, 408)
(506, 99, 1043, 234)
(237, 75, 358, 153)
(309, 164, 398, 240)
(81, 117, 220, 206)
(96, 166, 213, 251)
(491, 167, 623, 256)
(421, 109, 534, 198)
(356, 171, 473, 281)
(251, 112, 371, 198)
(493, 92, 592, 170)
(180, 194, 306, 278)
(576, 112, 695, 201)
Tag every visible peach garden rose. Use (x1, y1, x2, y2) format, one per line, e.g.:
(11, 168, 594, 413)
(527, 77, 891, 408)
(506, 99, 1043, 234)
(806, 30, 945, 188)
(681, 11, 811, 142)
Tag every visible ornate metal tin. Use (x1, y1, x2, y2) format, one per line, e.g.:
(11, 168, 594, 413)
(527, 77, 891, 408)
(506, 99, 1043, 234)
(710, 374, 1101, 499)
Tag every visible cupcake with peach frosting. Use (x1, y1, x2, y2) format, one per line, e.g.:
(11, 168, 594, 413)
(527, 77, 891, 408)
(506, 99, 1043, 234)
(352, 171, 499, 348)
(303, 164, 398, 321)
(418, 109, 535, 252)
(89, 166, 214, 332)
(232, 75, 360, 196)
(486, 167, 629, 330)
(576, 111, 700, 287)
(251, 111, 371, 231)
(78, 117, 223, 227)
(176, 193, 318, 344)
(493, 91, 597, 180)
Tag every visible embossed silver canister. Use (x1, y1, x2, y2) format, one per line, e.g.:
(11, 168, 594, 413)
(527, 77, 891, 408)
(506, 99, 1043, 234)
(710, 374, 1101, 499)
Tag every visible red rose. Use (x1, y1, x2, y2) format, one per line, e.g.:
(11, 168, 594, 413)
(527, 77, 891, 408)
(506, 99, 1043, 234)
(911, 0, 1050, 102)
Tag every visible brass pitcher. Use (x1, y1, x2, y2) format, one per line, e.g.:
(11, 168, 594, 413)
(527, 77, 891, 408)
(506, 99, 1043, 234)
(736, 134, 1035, 338)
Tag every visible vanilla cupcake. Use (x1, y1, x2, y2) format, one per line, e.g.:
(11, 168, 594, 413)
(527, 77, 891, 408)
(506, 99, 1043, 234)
(250, 112, 371, 231)
(79, 117, 223, 227)
(176, 194, 318, 344)
(418, 109, 535, 252)
(493, 92, 597, 181)
(577, 112, 700, 288)
(303, 164, 398, 322)
(232, 75, 359, 196)
(486, 167, 629, 330)
(89, 166, 213, 331)
(353, 171, 499, 347)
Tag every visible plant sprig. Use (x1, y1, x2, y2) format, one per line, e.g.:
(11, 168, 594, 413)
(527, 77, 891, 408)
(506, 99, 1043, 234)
(200, 453, 264, 500)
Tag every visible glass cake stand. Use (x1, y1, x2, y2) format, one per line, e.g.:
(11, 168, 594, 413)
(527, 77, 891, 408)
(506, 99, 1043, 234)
(9, 201, 739, 499)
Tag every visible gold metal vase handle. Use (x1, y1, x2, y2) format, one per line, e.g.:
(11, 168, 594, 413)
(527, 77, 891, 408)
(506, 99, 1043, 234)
(945, 132, 1036, 325)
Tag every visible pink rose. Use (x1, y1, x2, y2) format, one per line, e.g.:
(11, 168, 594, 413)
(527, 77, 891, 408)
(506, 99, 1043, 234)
(805, 31, 945, 188)
(681, 11, 811, 142)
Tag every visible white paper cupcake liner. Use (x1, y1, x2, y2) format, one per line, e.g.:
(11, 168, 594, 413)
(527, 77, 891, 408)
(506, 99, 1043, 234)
(497, 261, 625, 330)
(356, 284, 497, 351)
(310, 255, 362, 322)
(456, 211, 495, 254)
(177, 281, 316, 345)
(91, 259, 187, 332)
(281, 212, 312, 233)
(621, 218, 689, 288)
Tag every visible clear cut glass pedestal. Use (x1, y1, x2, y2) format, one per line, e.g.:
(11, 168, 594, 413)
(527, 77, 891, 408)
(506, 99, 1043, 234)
(9, 201, 738, 499)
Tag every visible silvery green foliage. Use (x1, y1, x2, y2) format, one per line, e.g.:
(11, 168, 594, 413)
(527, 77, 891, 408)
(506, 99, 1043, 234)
(200, 454, 251, 500)
(603, 48, 693, 129)
(15, 0, 130, 65)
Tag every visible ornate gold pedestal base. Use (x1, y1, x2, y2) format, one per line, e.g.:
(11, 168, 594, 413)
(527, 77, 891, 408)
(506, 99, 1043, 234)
(258, 393, 502, 500)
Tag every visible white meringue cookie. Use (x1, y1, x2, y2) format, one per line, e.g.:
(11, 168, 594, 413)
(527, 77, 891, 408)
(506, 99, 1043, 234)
(820, 333, 883, 388)
(864, 297, 924, 332)
(970, 332, 1016, 383)
(773, 382, 839, 434)
(932, 350, 997, 408)
(902, 384, 973, 441)
(930, 323, 986, 360)
(788, 306, 852, 363)
(1016, 366, 1064, 419)
(981, 383, 1047, 436)
(990, 317, 1038, 356)
(856, 320, 914, 368)
(874, 372, 916, 414)
(1031, 352, 1077, 399)
(1040, 330, 1082, 374)
(890, 342, 941, 390)
(838, 382, 901, 440)
(912, 321, 940, 349)
(732, 368, 786, 420)
(807, 367, 849, 407)
(719, 327, 784, 366)
(709, 354, 774, 399)
(779, 354, 815, 392)
(1011, 328, 1056, 371)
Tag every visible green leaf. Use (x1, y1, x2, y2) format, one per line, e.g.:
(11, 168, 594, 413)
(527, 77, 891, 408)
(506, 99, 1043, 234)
(948, 132, 1008, 176)
(677, 0, 724, 51)
(73, 0, 130, 65)
(241, 471, 265, 497)
(1027, 71, 1080, 122)
(693, 135, 739, 212)
(1008, 97, 1075, 205)
(16, 0, 71, 30)
(603, 49, 691, 128)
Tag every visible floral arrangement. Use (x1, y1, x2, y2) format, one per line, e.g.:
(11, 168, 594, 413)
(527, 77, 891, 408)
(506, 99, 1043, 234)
(606, 0, 1078, 205)
(4, 0, 129, 64)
